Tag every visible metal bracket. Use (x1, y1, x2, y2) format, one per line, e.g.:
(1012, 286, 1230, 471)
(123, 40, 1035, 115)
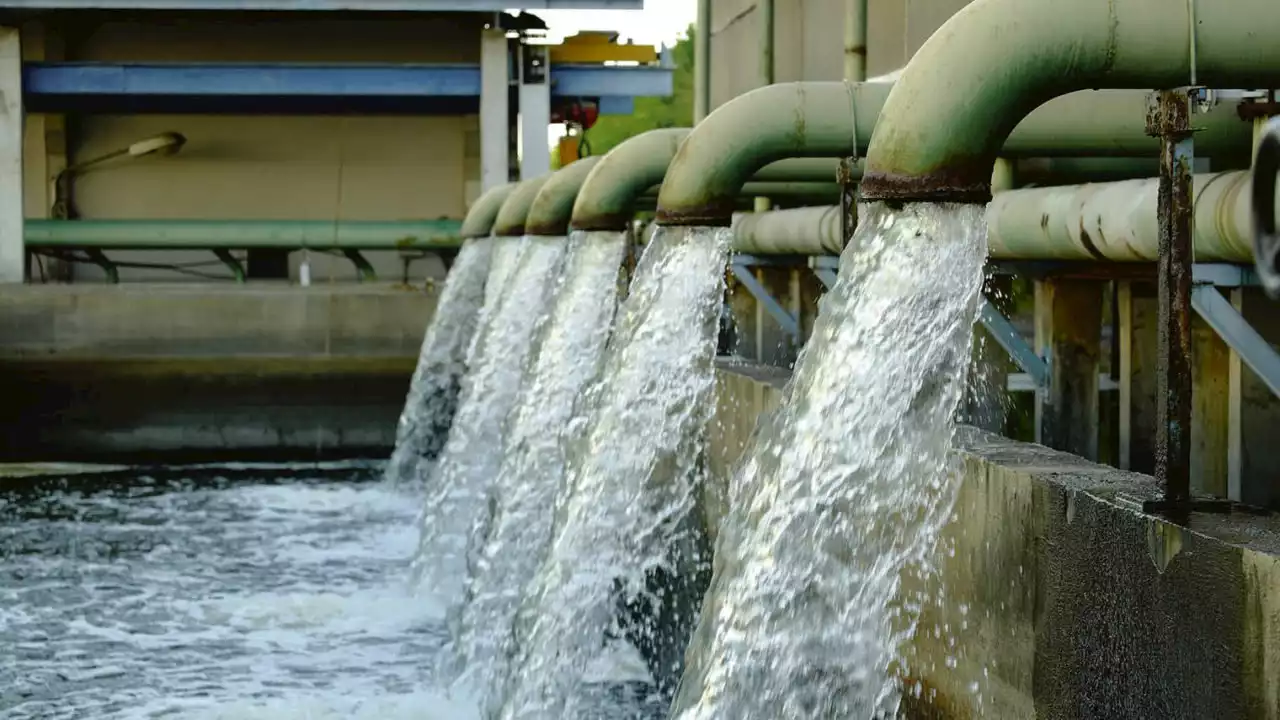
(212, 248, 246, 283)
(84, 248, 118, 284)
(809, 255, 839, 289)
(729, 257, 800, 340)
(1190, 284, 1280, 399)
(978, 297, 1049, 388)
(342, 249, 377, 282)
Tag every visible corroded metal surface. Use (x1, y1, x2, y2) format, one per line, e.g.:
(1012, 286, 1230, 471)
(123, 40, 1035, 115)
(1147, 89, 1195, 516)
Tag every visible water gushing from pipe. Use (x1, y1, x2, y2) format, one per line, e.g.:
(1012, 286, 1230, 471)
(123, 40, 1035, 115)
(495, 226, 732, 719)
(386, 238, 494, 484)
(412, 236, 569, 612)
(450, 231, 628, 710)
(669, 203, 987, 719)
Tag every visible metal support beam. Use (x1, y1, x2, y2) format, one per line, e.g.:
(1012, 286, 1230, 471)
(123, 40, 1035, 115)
(809, 255, 838, 289)
(342, 249, 376, 282)
(212, 248, 245, 283)
(1146, 89, 1197, 517)
(1191, 285, 1280, 399)
(730, 259, 800, 340)
(979, 297, 1048, 388)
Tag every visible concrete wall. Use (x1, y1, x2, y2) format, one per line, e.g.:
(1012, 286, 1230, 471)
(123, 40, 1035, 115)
(708, 0, 975, 109)
(0, 284, 436, 461)
(708, 363, 1280, 719)
(24, 13, 484, 283)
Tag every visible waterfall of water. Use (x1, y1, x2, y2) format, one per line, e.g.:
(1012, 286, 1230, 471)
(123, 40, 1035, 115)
(451, 230, 628, 711)
(495, 226, 732, 720)
(412, 236, 569, 612)
(386, 239, 495, 485)
(669, 203, 988, 719)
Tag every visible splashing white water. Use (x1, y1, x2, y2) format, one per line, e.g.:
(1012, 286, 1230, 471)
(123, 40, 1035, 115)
(670, 203, 987, 719)
(495, 226, 731, 720)
(387, 239, 495, 484)
(413, 237, 569, 611)
(450, 231, 627, 710)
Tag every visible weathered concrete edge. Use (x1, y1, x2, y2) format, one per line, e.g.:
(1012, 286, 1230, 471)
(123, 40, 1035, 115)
(708, 362, 1280, 719)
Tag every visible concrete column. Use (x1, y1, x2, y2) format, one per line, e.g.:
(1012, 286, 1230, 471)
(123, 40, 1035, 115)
(518, 43, 550, 180)
(1038, 279, 1105, 460)
(0, 27, 24, 283)
(480, 28, 510, 192)
(1118, 281, 1159, 473)
(1191, 314, 1230, 497)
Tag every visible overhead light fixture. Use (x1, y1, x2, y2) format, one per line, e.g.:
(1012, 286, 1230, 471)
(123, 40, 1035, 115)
(52, 131, 187, 219)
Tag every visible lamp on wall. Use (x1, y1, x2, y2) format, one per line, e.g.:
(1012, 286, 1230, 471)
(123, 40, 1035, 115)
(52, 131, 187, 219)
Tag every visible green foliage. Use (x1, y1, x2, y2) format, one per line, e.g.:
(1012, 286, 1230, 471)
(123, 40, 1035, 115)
(583, 26, 694, 157)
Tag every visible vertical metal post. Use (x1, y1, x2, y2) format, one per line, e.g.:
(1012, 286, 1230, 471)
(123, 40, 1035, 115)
(694, 0, 711, 122)
(843, 0, 867, 81)
(758, 0, 774, 87)
(1146, 89, 1196, 518)
(838, 157, 858, 250)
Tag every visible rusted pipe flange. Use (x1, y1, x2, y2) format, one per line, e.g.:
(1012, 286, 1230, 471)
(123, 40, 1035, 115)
(1252, 116, 1280, 298)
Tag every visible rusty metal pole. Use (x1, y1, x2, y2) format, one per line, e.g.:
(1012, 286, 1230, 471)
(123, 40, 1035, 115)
(1145, 89, 1196, 519)
(838, 157, 858, 250)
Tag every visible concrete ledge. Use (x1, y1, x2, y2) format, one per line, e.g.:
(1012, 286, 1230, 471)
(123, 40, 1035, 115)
(0, 284, 436, 461)
(710, 363, 1280, 719)
(0, 283, 436, 358)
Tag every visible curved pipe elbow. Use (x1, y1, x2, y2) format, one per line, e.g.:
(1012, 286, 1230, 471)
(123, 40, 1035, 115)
(492, 176, 551, 237)
(571, 129, 690, 232)
(861, 0, 1280, 203)
(460, 182, 517, 238)
(524, 157, 603, 237)
(655, 81, 889, 227)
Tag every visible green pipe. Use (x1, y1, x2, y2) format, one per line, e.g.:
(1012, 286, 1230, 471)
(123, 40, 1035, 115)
(525, 157, 603, 236)
(571, 129, 842, 232)
(654, 80, 1253, 226)
(656, 82, 891, 226)
(492, 176, 551, 237)
(860, 0, 1280, 202)
(1013, 158, 1162, 188)
(24, 219, 464, 249)
(572, 129, 688, 231)
(460, 182, 517, 238)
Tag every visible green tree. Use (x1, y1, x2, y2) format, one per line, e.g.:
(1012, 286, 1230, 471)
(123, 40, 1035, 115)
(553, 26, 694, 168)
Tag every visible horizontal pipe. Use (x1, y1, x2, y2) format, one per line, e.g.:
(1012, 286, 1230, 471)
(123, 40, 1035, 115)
(861, 0, 1280, 202)
(735, 172, 1268, 260)
(525, 156, 602, 236)
(732, 206, 842, 255)
(1012, 157, 1162, 188)
(988, 171, 1255, 262)
(657, 80, 1255, 226)
(492, 176, 550, 237)
(752, 158, 842, 183)
(460, 182, 517, 238)
(24, 219, 464, 249)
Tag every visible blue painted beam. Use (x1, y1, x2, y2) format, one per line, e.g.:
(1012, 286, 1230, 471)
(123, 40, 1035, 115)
(24, 62, 671, 98)
(0, 0, 642, 11)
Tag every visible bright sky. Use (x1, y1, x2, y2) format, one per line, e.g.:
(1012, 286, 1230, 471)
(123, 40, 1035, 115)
(520, 0, 696, 47)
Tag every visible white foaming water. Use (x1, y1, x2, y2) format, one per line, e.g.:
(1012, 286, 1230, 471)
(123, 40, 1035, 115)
(670, 203, 987, 719)
(413, 236, 569, 611)
(450, 230, 626, 710)
(387, 239, 495, 484)
(495, 226, 731, 720)
(0, 462, 479, 720)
